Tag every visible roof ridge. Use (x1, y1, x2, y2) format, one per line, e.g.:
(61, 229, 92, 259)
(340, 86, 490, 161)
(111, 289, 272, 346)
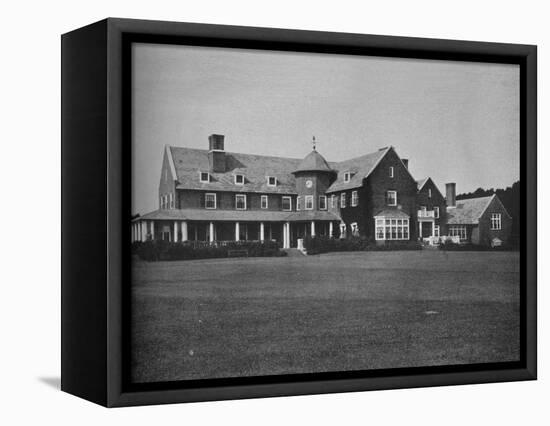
(169, 145, 303, 162)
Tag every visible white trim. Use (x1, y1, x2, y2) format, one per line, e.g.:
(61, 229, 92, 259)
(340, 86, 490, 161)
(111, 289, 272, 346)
(340, 192, 346, 208)
(344, 172, 351, 183)
(261, 195, 268, 209)
(434, 206, 440, 218)
(234, 174, 245, 185)
(165, 145, 178, 182)
(387, 190, 397, 206)
(389, 166, 394, 178)
(296, 196, 302, 211)
(205, 193, 217, 209)
(331, 194, 337, 209)
(169, 192, 174, 209)
(282, 196, 292, 211)
(351, 190, 358, 207)
(449, 225, 467, 241)
(319, 195, 327, 210)
(428, 188, 432, 198)
(375, 216, 410, 241)
(235, 194, 247, 210)
(199, 171, 210, 183)
(305, 195, 314, 210)
(267, 176, 277, 186)
(490, 213, 502, 230)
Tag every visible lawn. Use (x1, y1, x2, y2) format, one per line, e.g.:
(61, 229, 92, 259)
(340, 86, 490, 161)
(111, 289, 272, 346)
(131, 250, 520, 383)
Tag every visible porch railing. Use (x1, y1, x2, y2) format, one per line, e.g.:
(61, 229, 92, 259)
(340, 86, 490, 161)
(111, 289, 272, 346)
(417, 210, 435, 218)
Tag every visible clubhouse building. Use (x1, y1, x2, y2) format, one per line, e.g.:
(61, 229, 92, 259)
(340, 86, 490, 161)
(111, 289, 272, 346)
(131, 134, 512, 248)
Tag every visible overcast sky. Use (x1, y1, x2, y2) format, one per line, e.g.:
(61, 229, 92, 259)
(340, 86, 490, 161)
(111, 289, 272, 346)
(132, 43, 519, 215)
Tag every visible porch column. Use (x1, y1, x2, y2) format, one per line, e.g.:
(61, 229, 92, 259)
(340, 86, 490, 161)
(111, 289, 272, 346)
(311, 221, 316, 237)
(141, 221, 146, 242)
(173, 221, 179, 242)
(130, 224, 134, 242)
(284, 222, 290, 248)
(235, 222, 240, 241)
(181, 221, 188, 241)
(418, 221, 422, 240)
(329, 221, 333, 238)
(283, 223, 287, 248)
(209, 222, 215, 243)
(260, 222, 265, 242)
(150, 221, 155, 240)
(431, 221, 435, 237)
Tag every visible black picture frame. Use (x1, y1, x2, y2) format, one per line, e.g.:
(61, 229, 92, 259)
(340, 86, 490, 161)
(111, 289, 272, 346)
(61, 17, 537, 407)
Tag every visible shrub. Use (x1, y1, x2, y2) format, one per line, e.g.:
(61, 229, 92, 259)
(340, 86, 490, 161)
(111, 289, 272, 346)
(303, 236, 422, 255)
(438, 241, 517, 251)
(135, 240, 286, 261)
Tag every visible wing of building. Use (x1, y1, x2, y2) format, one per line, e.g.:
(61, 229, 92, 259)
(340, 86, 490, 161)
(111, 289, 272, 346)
(131, 134, 512, 248)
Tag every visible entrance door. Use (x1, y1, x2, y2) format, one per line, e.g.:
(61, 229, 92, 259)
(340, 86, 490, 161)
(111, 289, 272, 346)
(421, 221, 433, 238)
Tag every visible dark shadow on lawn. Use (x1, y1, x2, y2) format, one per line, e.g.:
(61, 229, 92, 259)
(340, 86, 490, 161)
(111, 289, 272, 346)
(38, 376, 61, 390)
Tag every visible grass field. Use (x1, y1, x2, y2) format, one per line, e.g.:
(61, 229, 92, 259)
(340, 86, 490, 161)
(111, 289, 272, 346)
(131, 250, 520, 383)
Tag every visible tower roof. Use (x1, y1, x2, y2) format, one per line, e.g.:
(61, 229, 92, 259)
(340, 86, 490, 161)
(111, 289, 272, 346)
(293, 150, 333, 174)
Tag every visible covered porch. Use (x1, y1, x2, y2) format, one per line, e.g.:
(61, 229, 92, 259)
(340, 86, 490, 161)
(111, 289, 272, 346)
(131, 209, 342, 249)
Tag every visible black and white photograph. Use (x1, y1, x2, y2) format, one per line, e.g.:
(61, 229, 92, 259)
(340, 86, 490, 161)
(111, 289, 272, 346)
(129, 43, 521, 384)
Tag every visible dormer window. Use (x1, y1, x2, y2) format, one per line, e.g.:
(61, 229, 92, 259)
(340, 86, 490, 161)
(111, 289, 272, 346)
(267, 176, 277, 186)
(344, 172, 352, 183)
(200, 172, 210, 183)
(234, 174, 245, 185)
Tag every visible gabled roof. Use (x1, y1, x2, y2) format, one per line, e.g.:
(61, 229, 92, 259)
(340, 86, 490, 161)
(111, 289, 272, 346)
(446, 194, 508, 225)
(293, 150, 334, 174)
(169, 147, 301, 194)
(416, 177, 445, 199)
(416, 178, 429, 190)
(325, 147, 390, 193)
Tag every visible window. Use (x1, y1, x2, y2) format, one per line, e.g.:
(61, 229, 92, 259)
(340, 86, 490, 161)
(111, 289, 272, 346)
(351, 190, 358, 207)
(305, 195, 314, 210)
(234, 174, 245, 185)
(434, 225, 440, 237)
(160, 195, 163, 209)
(331, 194, 337, 209)
(296, 196, 302, 211)
(434, 206, 440, 218)
(169, 193, 174, 209)
(428, 188, 432, 198)
(449, 226, 467, 241)
(344, 172, 351, 183)
(267, 176, 277, 186)
(386, 190, 397, 206)
(491, 213, 502, 230)
(282, 196, 292, 211)
(205, 193, 216, 209)
(235, 194, 247, 210)
(351, 222, 359, 237)
(340, 193, 346, 208)
(319, 195, 327, 210)
(389, 167, 394, 178)
(375, 217, 410, 241)
(200, 172, 210, 183)
(261, 195, 268, 209)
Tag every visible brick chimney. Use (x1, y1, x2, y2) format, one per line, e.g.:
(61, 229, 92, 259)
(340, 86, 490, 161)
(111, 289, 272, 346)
(208, 134, 226, 173)
(402, 158, 409, 169)
(446, 182, 456, 207)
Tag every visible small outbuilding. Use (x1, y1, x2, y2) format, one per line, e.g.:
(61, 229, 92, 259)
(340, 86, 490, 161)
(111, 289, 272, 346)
(446, 194, 512, 246)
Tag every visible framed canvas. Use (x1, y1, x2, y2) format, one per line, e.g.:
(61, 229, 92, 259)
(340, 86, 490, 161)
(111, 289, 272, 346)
(61, 18, 537, 407)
